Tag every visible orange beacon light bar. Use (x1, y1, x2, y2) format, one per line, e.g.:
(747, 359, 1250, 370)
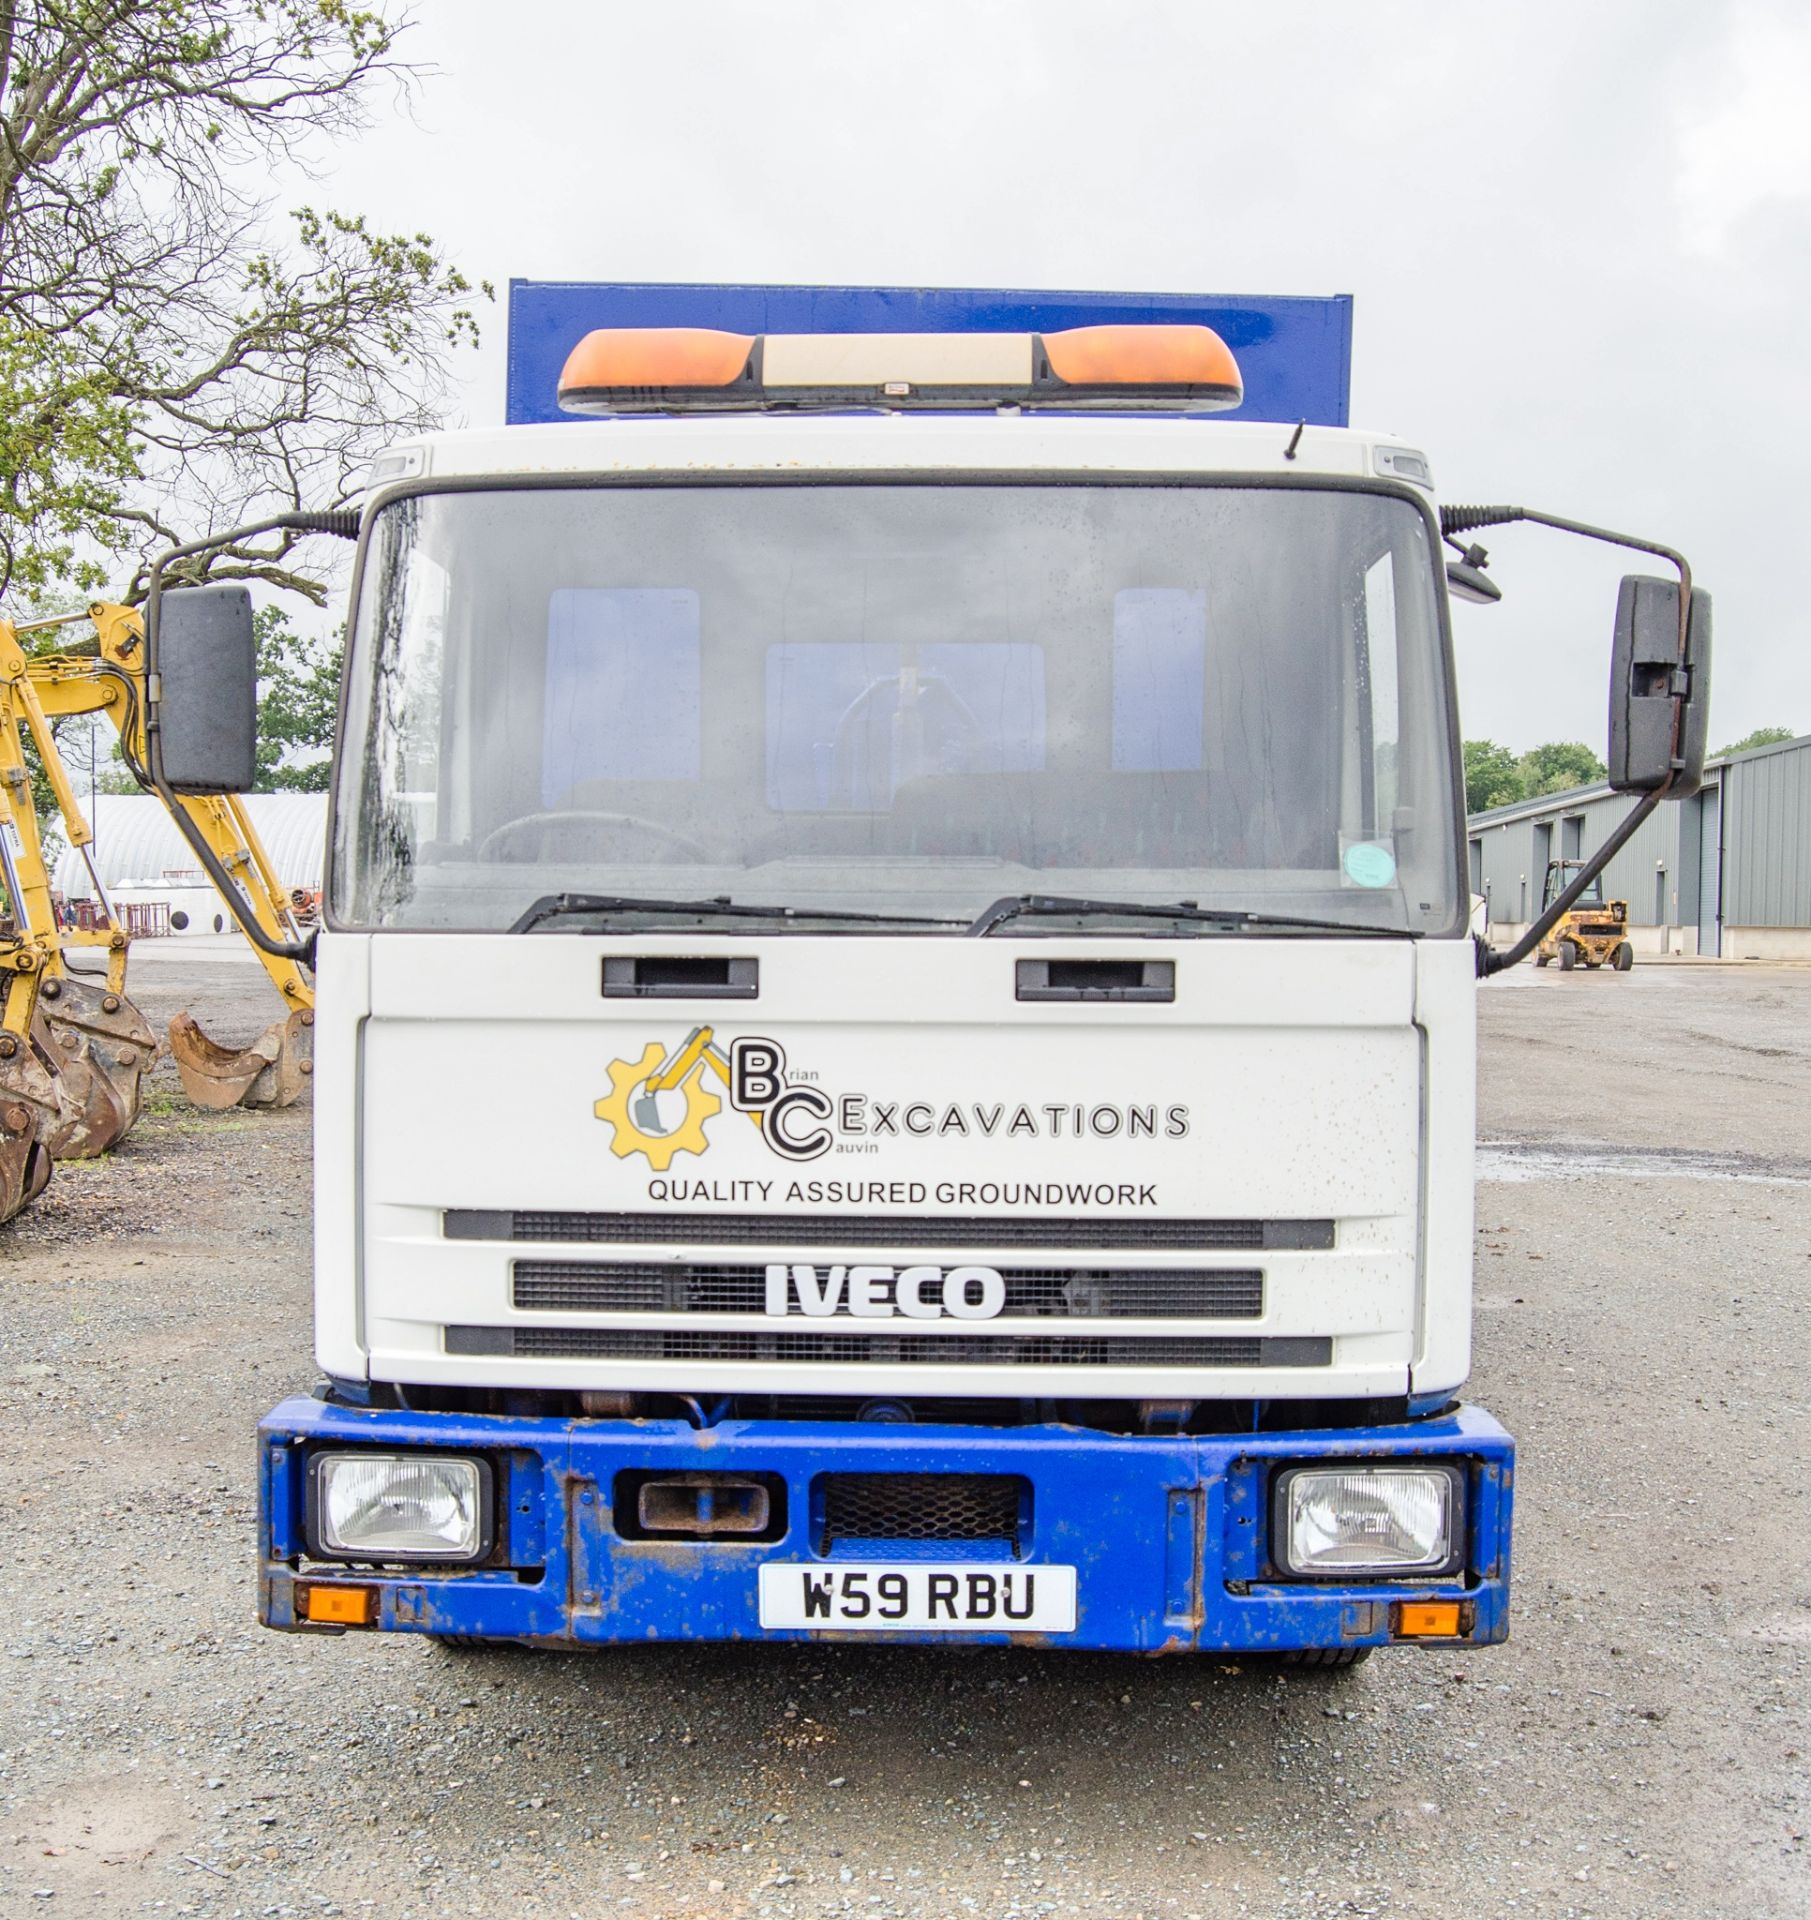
(556, 323, 1243, 415)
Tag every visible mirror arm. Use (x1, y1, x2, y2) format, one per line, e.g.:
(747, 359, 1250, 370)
(141, 510, 360, 965)
(1440, 503, 1694, 766)
(1444, 504, 1700, 977)
(155, 793, 319, 969)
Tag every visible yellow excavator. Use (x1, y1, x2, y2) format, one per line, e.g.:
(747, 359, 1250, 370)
(0, 612, 159, 1216)
(0, 604, 316, 1220)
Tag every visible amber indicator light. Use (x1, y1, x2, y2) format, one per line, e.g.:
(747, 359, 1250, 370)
(1395, 1600, 1463, 1638)
(300, 1583, 378, 1627)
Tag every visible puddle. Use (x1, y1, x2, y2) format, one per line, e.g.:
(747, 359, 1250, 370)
(1476, 1140, 1811, 1188)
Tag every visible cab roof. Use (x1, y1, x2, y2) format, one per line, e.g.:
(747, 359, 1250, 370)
(368, 413, 1431, 491)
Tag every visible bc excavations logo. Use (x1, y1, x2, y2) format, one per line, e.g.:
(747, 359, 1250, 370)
(594, 1027, 829, 1170)
(596, 1026, 1192, 1173)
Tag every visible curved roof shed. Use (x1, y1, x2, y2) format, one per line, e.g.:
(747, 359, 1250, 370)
(52, 792, 327, 899)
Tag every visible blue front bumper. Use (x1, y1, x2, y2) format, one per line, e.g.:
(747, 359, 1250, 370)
(259, 1397, 1513, 1653)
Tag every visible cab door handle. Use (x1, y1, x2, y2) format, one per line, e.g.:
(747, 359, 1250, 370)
(602, 956, 759, 999)
(1014, 959, 1174, 1003)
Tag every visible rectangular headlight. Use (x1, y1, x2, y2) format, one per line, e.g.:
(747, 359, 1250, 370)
(1274, 1463, 1462, 1578)
(308, 1452, 491, 1564)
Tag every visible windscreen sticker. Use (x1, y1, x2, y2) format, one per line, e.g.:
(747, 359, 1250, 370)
(595, 1026, 1185, 1201)
(1342, 841, 1397, 888)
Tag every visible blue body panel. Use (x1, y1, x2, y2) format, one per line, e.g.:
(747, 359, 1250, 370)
(505, 281, 1353, 429)
(260, 1397, 1512, 1653)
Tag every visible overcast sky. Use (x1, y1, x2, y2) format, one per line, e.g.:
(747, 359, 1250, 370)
(299, 0, 1810, 754)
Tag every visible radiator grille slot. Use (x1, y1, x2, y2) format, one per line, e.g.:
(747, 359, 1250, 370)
(512, 1261, 1263, 1320)
(822, 1474, 1024, 1551)
(450, 1209, 1332, 1252)
(446, 1326, 1330, 1367)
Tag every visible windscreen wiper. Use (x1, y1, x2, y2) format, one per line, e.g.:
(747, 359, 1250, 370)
(508, 893, 968, 934)
(967, 893, 1407, 938)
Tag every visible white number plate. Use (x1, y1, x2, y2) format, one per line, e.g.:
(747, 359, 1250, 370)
(757, 1561, 1076, 1633)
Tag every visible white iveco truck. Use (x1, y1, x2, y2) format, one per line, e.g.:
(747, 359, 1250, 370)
(135, 295, 1708, 1656)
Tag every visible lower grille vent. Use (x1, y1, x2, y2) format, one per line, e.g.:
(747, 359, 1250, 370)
(822, 1473, 1024, 1551)
(445, 1326, 1330, 1367)
(512, 1260, 1263, 1320)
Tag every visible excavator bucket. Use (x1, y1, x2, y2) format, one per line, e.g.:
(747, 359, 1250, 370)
(32, 975, 159, 1157)
(0, 1032, 57, 1222)
(0, 1119, 51, 1221)
(168, 1007, 314, 1111)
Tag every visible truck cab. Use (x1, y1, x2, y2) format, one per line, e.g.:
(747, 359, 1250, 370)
(250, 317, 1520, 1655)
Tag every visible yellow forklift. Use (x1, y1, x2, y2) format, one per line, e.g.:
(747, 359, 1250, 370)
(1534, 859, 1635, 971)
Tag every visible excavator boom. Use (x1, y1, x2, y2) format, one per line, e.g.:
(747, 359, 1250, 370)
(0, 603, 317, 1227)
(30, 604, 317, 1109)
(0, 614, 156, 1211)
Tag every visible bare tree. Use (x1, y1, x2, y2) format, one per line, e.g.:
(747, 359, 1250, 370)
(0, 1, 487, 603)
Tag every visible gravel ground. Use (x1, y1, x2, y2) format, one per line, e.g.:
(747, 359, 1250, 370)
(1, 952, 1806, 1919)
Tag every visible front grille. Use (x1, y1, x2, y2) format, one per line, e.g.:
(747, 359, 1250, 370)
(449, 1209, 1333, 1252)
(513, 1260, 1263, 1319)
(445, 1325, 1330, 1367)
(822, 1473, 1024, 1550)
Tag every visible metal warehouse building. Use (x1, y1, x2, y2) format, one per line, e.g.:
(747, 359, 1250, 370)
(1469, 733, 1811, 960)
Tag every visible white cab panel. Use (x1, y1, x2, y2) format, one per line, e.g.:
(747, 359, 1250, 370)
(338, 933, 1444, 1400)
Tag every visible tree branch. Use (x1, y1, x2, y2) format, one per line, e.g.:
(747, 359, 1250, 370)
(0, 1, 482, 609)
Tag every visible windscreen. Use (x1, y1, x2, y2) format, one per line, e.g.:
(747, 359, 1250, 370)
(332, 482, 1460, 934)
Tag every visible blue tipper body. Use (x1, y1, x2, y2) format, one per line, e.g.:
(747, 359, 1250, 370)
(261, 1398, 1512, 1651)
(505, 281, 1354, 428)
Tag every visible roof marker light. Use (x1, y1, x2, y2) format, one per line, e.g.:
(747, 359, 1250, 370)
(555, 324, 1242, 415)
(1374, 445, 1433, 489)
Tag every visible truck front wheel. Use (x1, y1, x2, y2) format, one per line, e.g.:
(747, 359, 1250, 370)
(1558, 940, 1578, 971)
(1613, 942, 1634, 971)
(1274, 1646, 1373, 1669)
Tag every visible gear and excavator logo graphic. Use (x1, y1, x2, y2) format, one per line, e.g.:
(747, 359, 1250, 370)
(594, 1028, 732, 1171)
(595, 1027, 835, 1169)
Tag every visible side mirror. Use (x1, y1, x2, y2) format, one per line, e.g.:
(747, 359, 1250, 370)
(1446, 561, 1501, 605)
(153, 583, 258, 793)
(1608, 575, 1711, 798)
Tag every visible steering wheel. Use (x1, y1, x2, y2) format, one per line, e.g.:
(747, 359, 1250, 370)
(476, 810, 712, 863)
